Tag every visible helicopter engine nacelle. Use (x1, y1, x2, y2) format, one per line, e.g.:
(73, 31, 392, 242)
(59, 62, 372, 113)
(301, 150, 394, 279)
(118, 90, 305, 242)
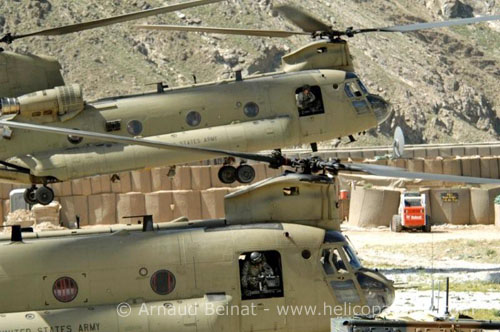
(0, 84, 84, 122)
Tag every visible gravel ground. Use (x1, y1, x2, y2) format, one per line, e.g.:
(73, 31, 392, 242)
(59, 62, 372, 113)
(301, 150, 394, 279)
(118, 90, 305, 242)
(343, 225, 500, 317)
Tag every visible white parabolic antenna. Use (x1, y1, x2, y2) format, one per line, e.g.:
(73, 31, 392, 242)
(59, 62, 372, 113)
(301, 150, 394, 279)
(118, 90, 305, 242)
(393, 126, 405, 158)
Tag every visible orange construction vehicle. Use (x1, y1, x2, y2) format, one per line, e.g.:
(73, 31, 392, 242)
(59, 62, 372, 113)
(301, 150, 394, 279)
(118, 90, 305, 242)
(391, 192, 431, 232)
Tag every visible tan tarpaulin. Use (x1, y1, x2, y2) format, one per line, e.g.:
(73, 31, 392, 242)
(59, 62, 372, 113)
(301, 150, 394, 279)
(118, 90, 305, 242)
(348, 186, 401, 227)
(470, 186, 500, 225)
(88, 193, 117, 225)
(145, 191, 173, 223)
(430, 188, 470, 225)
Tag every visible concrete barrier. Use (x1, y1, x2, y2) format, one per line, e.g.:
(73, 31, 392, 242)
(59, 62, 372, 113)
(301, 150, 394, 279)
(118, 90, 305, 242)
(424, 158, 443, 174)
(348, 186, 400, 227)
(470, 187, 500, 225)
(131, 170, 153, 193)
(172, 190, 202, 220)
(110, 171, 132, 193)
(32, 202, 61, 226)
(117, 192, 146, 224)
(71, 178, 92, 196)
(88, 193, 117, 225)
(430, 188, 470, 225)
(496, 204, 500, 227)
(60, 196, 89, 226)
(191, 166, 212, 190)
(51, 181, 73, 197)
(172, 166, 192, 190)
(442, 159, 462, 176)
(460, 157, 481, 177)
(90, 176, 104, 195)
(151, 167, 172, 192)
(145, 191, 174, 223)
(406, 158, 424, 173)
(201, 188, 229, 219)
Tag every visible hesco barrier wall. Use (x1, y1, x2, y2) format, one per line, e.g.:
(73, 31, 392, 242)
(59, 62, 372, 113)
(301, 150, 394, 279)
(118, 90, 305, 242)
(0, 164, 282, 227)
(2, 142, 500, 228)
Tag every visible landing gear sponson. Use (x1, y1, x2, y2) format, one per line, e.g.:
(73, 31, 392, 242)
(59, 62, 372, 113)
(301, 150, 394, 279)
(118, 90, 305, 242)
(0, 160, 56, 206)
(218, 161, 256, 185)
(23, 185, 54, 206)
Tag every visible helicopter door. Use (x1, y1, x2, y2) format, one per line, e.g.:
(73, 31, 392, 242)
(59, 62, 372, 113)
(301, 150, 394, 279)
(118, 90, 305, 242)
(295, 85, 326, 140)
(238, 250, 286, 332)
(320, 246, 363, 311)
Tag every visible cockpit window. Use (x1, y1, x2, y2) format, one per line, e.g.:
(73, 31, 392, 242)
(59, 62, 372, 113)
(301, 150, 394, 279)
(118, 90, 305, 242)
(343, 245, 362, 270)
(330, 280, 361, 304)
(357, 80, 369, 94)
(321, 248, 348, 274)
(352, 100, 370, 115)
(344, 82, 363, 98)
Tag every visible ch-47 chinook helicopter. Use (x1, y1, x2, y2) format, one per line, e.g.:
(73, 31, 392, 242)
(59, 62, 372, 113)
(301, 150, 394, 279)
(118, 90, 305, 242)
(0, 1, 499, 206)
(1, 140, 500, 332)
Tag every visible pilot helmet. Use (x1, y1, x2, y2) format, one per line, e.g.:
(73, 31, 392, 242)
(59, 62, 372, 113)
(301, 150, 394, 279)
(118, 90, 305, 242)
(250, 252, 263, 264)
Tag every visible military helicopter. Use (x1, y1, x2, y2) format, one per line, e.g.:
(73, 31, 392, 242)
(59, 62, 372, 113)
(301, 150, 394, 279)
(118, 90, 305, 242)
(1, 1, 499, 207)
(1, 134, 500, 331)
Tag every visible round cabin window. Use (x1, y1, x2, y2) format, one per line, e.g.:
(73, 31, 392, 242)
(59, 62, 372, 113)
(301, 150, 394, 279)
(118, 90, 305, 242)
(127, 120, 143, 136)
(67, 128, 83, 144)
(67, 135, 83, 144)
(186, 111, 201, 127)
(53, 276, 78, 303)
(150, 270, 176, 295)
(243, 102, 259, 117)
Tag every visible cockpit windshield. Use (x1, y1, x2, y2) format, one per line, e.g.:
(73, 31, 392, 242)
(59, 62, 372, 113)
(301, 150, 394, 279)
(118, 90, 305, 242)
(322, 231, 363, 271)
(343, 245, 362, 270)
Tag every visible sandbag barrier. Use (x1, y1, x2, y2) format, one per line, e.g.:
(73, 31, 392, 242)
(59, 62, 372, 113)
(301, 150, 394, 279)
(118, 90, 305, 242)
(1, 154, 500, 227)
(0, 164, 281, 227)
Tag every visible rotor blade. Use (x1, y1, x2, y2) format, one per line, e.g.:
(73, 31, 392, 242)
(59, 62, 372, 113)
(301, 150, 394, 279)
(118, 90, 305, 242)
(274, 5, 331, 33)
(346, 162, 500, 185)
(135, 24, 309, 38)
(352, 15, 500, 35)
(3, 0, 223, 43)
(0, 120, 278, 164)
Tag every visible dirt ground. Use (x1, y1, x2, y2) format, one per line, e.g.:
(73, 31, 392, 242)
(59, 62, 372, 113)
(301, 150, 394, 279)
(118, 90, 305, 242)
(343, 224, 500, 319)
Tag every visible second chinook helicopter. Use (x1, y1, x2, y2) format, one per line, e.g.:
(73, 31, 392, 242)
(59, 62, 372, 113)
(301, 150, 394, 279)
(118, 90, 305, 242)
(0, 1, 498, 206)
(2, 135, 500, 331)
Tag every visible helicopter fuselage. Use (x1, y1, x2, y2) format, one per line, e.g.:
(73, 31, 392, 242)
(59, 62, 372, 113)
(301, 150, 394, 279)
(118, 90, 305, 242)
(1, 69, 389, 183)
(0, 221, 394, 332)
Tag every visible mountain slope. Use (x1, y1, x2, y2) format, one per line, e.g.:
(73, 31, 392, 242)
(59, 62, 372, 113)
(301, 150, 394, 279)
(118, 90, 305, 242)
(0, 0, 498, 145)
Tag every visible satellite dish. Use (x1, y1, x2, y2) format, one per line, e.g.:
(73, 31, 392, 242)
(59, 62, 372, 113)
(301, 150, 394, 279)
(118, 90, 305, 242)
(392, 126, 405, 158)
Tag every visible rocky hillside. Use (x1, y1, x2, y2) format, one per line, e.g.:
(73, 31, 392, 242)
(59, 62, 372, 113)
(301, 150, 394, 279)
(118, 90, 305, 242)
(0, 0, 499, 146)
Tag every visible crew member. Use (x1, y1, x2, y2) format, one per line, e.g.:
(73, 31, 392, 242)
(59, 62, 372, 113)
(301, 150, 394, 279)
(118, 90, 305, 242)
(241, 252, 274, 295)
(296, 85, 317, 115)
